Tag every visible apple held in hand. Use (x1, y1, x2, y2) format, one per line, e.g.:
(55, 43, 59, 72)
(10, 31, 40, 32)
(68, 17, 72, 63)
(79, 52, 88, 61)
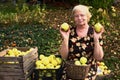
(94, 22, 103, 33)
(61, 22, 69, 32)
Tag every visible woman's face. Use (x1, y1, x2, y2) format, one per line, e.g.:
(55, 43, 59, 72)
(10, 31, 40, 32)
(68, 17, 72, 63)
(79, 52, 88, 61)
(73, 10, 88, 27)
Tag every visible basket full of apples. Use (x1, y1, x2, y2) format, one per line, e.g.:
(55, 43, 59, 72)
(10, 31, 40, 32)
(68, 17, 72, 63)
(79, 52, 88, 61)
(65, 57, 90, 79)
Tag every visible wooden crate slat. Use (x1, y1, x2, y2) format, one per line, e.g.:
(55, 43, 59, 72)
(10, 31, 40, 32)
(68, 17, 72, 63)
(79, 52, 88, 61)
(24, 60, 35, 73)
(0, 75, 25, 80)
(23, 53, 35, 66)
(23, 54, 38, 72)
(0, 66, 23, 72)
(0, 63, 22, 69)
(25, 66, 35, 79)
(15, 47, 30, 52)
(0, 68, 23, 73)
(22, 47, 38, 62)
(0, 71, 25, 76)
(23, 52, 38, 69)
(23, 58, 34, 69)
(0, 56, 22, 62)
(0, 72, 24, 76)
(0, 49, 9, 57)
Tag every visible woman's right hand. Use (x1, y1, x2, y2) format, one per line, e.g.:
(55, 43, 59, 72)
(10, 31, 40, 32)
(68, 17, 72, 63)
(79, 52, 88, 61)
(60, 27, 70, 40)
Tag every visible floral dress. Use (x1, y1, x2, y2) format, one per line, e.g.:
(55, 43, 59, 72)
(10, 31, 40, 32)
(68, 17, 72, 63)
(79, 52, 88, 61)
(61, 26, 103, 80)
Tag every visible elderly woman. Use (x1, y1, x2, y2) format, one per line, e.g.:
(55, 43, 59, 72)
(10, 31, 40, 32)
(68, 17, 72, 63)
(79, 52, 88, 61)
(59, 4, 104, 80)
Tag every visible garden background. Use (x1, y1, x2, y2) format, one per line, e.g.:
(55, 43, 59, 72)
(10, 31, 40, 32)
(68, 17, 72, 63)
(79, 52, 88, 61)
(0, 0, 120, 79)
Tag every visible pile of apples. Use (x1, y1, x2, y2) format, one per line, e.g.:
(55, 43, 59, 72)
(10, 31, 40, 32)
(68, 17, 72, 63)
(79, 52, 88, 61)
(35, 54, 62, 69)
(4, 48, 33, 57)
(2, 48, 34, 64)
(97, 61, 111, 75)
(35, 54, 62, 78)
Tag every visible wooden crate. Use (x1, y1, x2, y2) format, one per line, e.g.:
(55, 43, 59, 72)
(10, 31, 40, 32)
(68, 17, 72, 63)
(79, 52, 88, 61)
(0, 47, 38, 80)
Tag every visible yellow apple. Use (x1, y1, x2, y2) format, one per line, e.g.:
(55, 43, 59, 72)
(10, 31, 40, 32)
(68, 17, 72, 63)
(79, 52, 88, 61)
(55, 65, 61, 69)
(61, 22, 69, 32)
(74, 60, 81, 66)
(107, 70, 111, 74)
(7, 62, 15, 64)
(39, 63, 46, 69)
(39, 54, 45, 60)
(56, 57, 62, 65)
(35, 60, 42, 65)
(94, 22, 103, 33)
(51, 59, 58, 67)
(80, 57, 87, 64)
(46, 63, 54, 69)
(103, 70, 108, 75)
(100, 62, 105, 66)
(41, 57, 49, 66)
(48, 54, 55, 63)
(45, 72, 52, 77)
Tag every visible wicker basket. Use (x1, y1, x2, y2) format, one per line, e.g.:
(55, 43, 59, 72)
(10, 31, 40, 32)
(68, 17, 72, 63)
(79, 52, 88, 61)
(65, 61, 90, 79)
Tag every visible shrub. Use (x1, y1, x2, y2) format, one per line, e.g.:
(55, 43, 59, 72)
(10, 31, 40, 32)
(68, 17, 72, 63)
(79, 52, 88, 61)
(0, 24, 61, 55)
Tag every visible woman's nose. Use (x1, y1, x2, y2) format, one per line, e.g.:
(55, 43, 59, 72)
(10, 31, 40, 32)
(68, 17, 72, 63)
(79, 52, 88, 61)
(78, 15, 82, 19)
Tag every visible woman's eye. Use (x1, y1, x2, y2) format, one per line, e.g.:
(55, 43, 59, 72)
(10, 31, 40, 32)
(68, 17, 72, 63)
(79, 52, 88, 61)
(80, 14, 85, 17)
(74, 15, 79, 17)
(74, 14, 85, 17)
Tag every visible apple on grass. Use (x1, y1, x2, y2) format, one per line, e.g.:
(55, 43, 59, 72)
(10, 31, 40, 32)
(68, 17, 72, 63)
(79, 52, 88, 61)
(60, 22, 69, 32)
(94, 22, 103, 33)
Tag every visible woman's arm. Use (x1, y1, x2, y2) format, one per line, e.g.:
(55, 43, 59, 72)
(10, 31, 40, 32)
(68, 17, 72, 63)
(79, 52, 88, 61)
(93, 28, 104, 60)
(59, 39, 69, 59)
(94, 39, 104, 60)
(59, 29, 70, 60)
